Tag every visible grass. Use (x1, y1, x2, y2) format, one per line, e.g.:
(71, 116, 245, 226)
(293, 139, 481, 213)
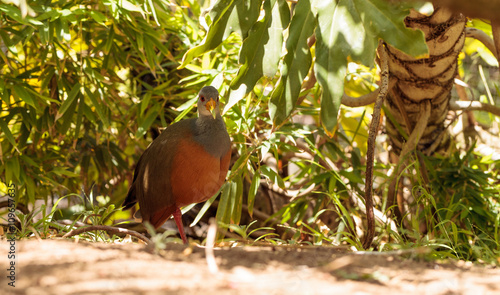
(2, 148, 499, 266)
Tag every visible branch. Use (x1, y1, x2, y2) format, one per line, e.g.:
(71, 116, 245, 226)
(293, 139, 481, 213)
(465, 27, 498, 60)
(341, 79, 395, 108)
(62, 225, 151, 244)
(449, 100, 500, 117)
(363, 41, 389, 250)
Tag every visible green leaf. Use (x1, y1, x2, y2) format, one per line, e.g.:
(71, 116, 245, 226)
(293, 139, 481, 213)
(247, 171, 261, 217)
(261, 165, 285, 189)
(143, 35, 158, 74)
(57, 82, 81, 120)
(269, 0, 316, 127)
(224, 0, 290, 113)
(25, 176, 35, 204)
(352, 0, 427, 58)
(231, 176, 244, 224)
(85, 88, 109, 127)
(13, 84, 37, 110)
(314, 0, 347, 135)
(190, 194, 219, 227)
(217, 0, 262, 40)
(9, 157, 20, 182)
(313, 0, 427, 135)
(135, 104, 160, 138)
(58, 96, 78, 134)
(0, 118, 19, 152)
(104, 26, 115, 54)
(89, 11, 107, 25)
(179, 0, 237, 68)
(179, 0, 261, 69)
(215, 181, 235, 226)
(51, 167, 79, 177)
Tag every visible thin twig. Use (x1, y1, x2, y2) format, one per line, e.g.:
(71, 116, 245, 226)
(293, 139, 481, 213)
(363, 41, 390, 250)
(62, 225, 151, 244)
(449, 100, 500, 117)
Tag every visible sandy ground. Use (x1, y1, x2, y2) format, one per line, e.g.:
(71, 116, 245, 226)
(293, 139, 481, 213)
(0, 239, 499, 295)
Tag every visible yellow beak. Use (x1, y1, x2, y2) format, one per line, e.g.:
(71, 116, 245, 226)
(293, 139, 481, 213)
(205, 98, 217, 119)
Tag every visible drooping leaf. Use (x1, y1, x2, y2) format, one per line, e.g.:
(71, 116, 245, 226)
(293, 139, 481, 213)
(314, 0, 348, 136)
(85, 88, 109, 127)
(214, 0, 262, 41)
(13, 84, 37, 110)
(269, 0, 316, 128)
(353, 0, 428, 58)
(56, 82, 81, 120)
(0, 118, 19, 152)
(179, 0, 261, 68)
(260, 165, 285, 189)
(224, 0, 290, 113)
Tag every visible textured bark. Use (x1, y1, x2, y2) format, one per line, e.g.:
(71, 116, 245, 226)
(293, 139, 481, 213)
(384, 8, 466, 156)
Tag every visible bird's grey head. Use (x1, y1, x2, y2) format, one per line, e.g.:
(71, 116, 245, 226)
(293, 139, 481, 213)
(197, 86, 220, 119)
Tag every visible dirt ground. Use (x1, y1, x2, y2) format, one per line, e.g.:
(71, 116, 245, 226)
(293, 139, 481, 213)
(1, 239, 499, 295)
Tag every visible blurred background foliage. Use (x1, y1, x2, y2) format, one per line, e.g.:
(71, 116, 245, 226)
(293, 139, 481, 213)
(0, 0, 499, 263)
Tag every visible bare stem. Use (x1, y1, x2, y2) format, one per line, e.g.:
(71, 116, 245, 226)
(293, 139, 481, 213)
(363, 41, 389, 250)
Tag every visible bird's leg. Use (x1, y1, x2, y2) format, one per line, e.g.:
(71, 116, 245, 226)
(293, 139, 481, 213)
(173, 208, 188, 244)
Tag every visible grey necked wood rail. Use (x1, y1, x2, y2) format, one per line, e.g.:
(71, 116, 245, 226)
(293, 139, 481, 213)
(122, 86, 231, 243)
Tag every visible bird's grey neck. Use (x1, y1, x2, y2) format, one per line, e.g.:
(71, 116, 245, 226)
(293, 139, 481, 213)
(196, 114, 224, 130)
(193, 115, 229, 157)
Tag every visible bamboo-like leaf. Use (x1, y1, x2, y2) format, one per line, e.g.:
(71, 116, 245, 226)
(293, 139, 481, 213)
(247, 171, 261, 217)
(85, 88, 109, 127)
(269, 0, 316, 127)
(215, 181, 234, 226)
(104, 26, 115, 54)
(25, 176, 35, 204)
(261, 165, 285, 189)
(0, 118, 19, 152)
(135, 104, 160, 138)
(57, 82, 81, 120)
(231, 176, 244, 224)
(190, 194, 218, 227)
(13, 84, 37, 110)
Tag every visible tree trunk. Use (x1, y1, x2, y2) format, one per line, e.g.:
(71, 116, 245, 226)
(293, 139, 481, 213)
(384, 8, 465, 156)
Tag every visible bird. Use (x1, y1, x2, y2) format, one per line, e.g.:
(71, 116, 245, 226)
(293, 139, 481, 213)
(122, 86, 231, 244)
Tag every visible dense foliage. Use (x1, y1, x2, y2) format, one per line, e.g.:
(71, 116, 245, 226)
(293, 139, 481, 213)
(1, 0, 499, 263)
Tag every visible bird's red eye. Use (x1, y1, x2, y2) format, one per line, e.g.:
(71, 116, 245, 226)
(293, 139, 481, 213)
(200, 95, 205, 102)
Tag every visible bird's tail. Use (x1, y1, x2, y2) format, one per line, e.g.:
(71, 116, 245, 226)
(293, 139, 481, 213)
(122, 185, 137, 210)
